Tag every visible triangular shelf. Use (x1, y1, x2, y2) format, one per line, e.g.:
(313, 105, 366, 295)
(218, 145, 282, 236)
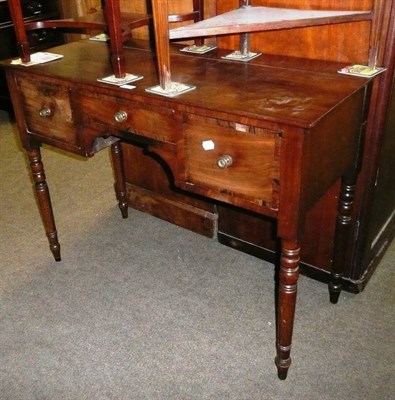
(169, 6, 372, 40)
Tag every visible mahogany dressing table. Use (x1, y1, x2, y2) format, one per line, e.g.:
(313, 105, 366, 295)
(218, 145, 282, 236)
(2, 39, 372, 379)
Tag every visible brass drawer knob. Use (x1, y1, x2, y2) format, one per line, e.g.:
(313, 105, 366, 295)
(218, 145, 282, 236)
(39, 107, 52, 118)
(217, 155, 233, 169)
(114, 111, 128, 123)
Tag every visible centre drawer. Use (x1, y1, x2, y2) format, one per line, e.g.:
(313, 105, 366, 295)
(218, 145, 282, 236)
(74, 92, 183, 144)
(181, 114, 281, 210)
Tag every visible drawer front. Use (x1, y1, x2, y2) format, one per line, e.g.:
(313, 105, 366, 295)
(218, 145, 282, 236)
(182, 115, 281, 209)
(75, 93, 182, 143)
(28, 29, 63, 49)
(16, 75, 78, 146)
(23, 1, 59, 19)
(0, 1, 60, 24)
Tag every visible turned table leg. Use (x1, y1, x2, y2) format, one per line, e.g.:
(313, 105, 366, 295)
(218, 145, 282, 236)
(275, 240, 300, 380)
(111, 142, 128, 219)
(329, 173, 357, 304)
(27, 147, 61, 261)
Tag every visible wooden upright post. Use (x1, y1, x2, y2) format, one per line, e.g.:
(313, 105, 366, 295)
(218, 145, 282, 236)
(102, 0, 126, 78)
(147, 0, 196, 97)
(151, 0, 172, 91)
(8, 0, 31, 63)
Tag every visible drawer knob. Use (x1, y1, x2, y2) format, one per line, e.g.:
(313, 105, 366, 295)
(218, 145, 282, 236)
(39, 107, 52, 118)
(114, 111, 128, 123)
(217, 155, 233, 169)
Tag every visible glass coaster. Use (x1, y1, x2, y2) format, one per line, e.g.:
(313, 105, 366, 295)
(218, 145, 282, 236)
(97, 74, 143, 86)
(145, 82, 196, 97)
(221, 51, 262, 62)
(180, 44, 217, 54)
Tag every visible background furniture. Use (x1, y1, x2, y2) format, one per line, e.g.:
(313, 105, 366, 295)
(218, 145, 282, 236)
(7, 0, 135, 79)
(0, 0, 64, 112)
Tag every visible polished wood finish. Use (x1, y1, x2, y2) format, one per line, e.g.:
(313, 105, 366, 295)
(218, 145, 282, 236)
(53, 0, 394, 291)
(2, 39, 370, 379)
(182, 114, 280, 210)
(276, 240, 300, 380)
(118, 0, 376, 251)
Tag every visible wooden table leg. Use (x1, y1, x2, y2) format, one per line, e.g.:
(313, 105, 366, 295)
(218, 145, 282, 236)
(27, 147, 61, 261)
(329, 172, 357, 304)
(275, 239, 300, 380)
(111, 142, 128, 219)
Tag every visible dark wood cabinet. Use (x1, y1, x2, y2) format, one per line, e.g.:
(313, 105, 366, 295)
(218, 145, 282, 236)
(0, 0, 64, 111)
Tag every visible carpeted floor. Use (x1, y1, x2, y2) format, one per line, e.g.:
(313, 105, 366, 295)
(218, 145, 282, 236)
(1, 109, 394, 399)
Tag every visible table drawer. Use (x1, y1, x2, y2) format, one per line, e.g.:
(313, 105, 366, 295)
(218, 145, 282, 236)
(16, 74, 78, 146)
(182, 115, 281, 209)
(75, 93, 182, 143)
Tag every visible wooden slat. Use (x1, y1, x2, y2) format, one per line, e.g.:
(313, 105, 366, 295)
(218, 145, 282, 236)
(169, 6, 372, 39)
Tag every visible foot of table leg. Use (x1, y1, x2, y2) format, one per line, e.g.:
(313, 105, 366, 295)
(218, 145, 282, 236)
(275, 240, 300, 380)
(329, 174, 356, 304)
(329, 273, 342, 304)
(27, 147, 61, 261)
(275, 354, 291, 380)
(111, 142, 128, 219)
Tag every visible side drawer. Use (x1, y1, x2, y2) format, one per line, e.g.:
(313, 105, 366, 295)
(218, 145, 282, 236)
(16, 74, 78, 147)
(75, 92, 183, 144)
(181, 114, 281, 210)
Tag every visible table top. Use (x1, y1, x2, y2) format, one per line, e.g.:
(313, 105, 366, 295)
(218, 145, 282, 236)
(2, 40, 369, 129)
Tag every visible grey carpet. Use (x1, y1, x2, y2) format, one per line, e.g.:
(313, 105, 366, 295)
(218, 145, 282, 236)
(1, 109, 394, 399)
